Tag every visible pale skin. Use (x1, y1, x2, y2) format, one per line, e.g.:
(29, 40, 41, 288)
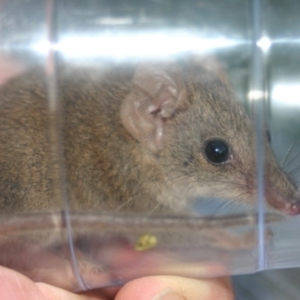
(0, 266, 234, 300)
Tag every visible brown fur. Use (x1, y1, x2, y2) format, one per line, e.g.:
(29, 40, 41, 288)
(0, 58, 299, 216)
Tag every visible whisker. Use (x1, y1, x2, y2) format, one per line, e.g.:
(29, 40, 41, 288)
(281, 131, 300, 170)
(207, 191, 250, 217)
(167, 174, 248, 188)
(211, 200, 235, 217)
(286, 153, 300, 173)
(287, 165, 300, 178)
(148, 203, 162, 215)
(115, 196, 137, 211)
(284, 153, 300, 174)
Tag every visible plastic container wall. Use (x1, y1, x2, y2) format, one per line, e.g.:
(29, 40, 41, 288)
(0, 0, 299, 292)
(263, 0, 300, 270)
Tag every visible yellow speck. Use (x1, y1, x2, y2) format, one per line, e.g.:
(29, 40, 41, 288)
(135, 234, 157, 251)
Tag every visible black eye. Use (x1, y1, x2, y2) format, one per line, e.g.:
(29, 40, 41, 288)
(204, 139, 230, 165)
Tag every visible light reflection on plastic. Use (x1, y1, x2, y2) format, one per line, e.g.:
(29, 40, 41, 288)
(248, 90, 265, 101)
(272, 38, 300, 44)
(257, 36, 271, 52)
(32, 33, 244, 58)
(95, 17, 133, 25)
(272, 84, 300, 107)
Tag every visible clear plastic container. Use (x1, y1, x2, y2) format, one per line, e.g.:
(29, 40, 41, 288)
(0, 0, 300, 292)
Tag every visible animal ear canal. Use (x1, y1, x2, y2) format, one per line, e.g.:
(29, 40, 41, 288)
(121, 61, 188, 153)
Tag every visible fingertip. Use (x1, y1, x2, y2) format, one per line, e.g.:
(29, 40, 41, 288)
(115, 276, 234, 300)
(0, 266, 44, 300)
(115, 277, 168, 300)
(38, 282, 102, 300)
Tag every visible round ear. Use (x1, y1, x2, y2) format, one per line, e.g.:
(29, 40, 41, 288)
(120, 61, 188, 153)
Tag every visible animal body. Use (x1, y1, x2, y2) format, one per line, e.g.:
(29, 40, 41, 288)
(0, 56, 299, 217)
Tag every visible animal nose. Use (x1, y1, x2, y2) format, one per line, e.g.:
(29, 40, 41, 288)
(287, 202, 300, 215)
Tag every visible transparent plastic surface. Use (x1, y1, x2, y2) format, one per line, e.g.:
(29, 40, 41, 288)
(0, 0, 299, 292)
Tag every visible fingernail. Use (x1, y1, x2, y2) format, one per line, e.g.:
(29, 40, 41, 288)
(152, 289, 184, 300)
